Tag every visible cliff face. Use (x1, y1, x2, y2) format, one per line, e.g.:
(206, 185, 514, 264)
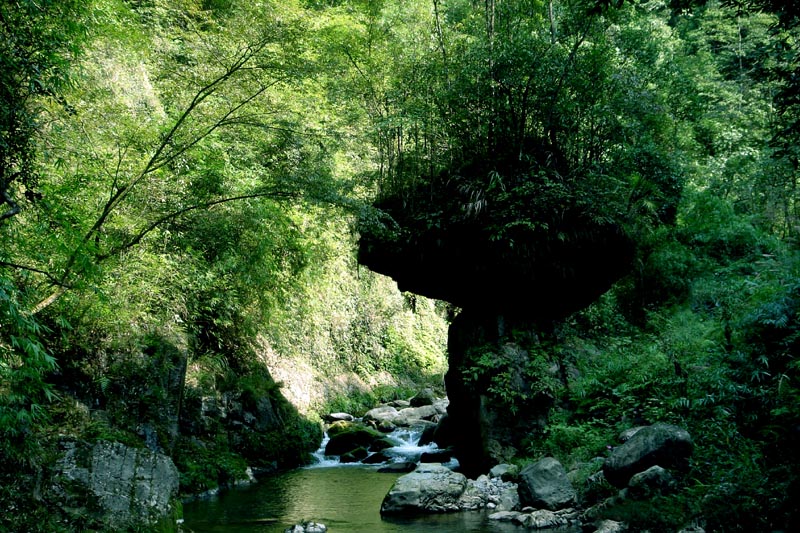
(358, 184, 638, 476)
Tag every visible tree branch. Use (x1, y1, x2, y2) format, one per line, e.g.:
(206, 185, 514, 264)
(0, 261, 69, 287)
(97, 190, 301, 261)
(53, 37, 277, 290)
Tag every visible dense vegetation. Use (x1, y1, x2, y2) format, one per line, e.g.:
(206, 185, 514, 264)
(1, 0, 799, 531)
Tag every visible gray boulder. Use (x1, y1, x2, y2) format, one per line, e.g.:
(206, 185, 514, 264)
(489, 510, 523, 521)
(363, 405, 400, 425)
(618, 426, 646, 443)
(603, 423, 693, 488)
(410, 388, 436, 407)
(53, 440, 179, 530)
(393, 405, 439, 427)
(489, 463, 520, 481)
(323, 412, 354, 423)
(432, 398, 449, 415)
(515, 509, 570, 529)
(363, 451, 391, 464)
(340, 447, 369, 463)
(627, 465, 676, 499)
(518, 457, 576, 510)
(380, 464, 468, 514)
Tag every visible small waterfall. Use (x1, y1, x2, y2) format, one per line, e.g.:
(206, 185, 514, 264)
(309, 432, 341, 467)
(383, 427, 439, 463)
(308, 424, 455, 468)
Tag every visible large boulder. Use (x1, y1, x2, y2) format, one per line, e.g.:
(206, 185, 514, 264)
(363, 405, 400, 425)
(626, 465, 676, 500)
(52, 439, 180, 530)
(381, 464, 519, 515)
(518, 457, 576, 511)
(410, 389, 436, 407)
(324, 425, 384, 456)
(489, 463, 520, 482)
(393, 405, 439, 427)
(364, 404, 439, 428)
(603, 423, 693, 488)
(381, 464, 468, 514)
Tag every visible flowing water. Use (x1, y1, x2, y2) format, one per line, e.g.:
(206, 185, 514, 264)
(181, 426, 567, 532)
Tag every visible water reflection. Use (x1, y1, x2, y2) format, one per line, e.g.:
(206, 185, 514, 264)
(182, 466, 526, 533)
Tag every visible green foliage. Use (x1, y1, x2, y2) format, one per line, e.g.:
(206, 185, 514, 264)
(173, 436, 249, 494)
(596, 495, 694, 532)
(552, 190, 800, 529)
(0, 276, 58, 463)
(679, 192, 764, 261)
(528, 412, 614, 467)
(0, 0, 87, 221)
(462, 342, 561, 417)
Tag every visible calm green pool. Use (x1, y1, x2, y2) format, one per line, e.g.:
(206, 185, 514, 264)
(181, 465, 528, 533)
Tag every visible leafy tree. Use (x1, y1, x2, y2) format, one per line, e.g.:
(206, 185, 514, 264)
(0, 0, 86, 222)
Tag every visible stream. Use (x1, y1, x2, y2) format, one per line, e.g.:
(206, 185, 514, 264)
(181, 426, 524, 533)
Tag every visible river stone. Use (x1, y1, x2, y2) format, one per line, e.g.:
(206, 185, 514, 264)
(627, 465, 676, 499)
(496, 484, 520, 512)
(324, 425, 383, 456)
(326, 420, 358, 437)
(410, 388, 436, 407)
(418, 423, 437, 446)
(432, 398, 449, 415)
(380, 464, 468, 514)
(377, 462, 417, 473)
(323, 412, 354, 423)
(363, 451, 391, 464)
(340, 447, 369, 463)
(603, 423, 693, 488)
(595, 519, 628, 532)
(420, 449, 453, 463)
(53, 440, 179, 529)
(489, 511, 523, 521)
(489, 463, 520, 481)
(285, 522, 327, 533)
(518, 457, 576, 510)
(393, 405, 439, 426)
(370, 437, 396, 452)
(515, 509, 569, 529)
(363, 405, 400, 424)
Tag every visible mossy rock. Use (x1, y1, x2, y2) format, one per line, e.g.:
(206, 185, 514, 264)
(324, 426, 384, 456)
(370, 437, 396, 452)
(363, 452, 391, 464)
(340, 447, 369, 463)
(327, 420, 359, 437)
(410, 388, 436, 407)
